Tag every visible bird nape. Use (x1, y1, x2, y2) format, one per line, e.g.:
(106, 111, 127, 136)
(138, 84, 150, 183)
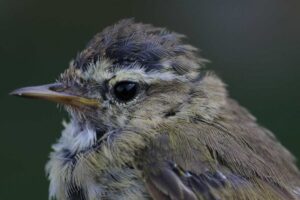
(11, 19, 300, 200)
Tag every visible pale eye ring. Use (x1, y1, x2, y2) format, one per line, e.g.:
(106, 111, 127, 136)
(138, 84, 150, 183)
(113, 81, 139, 102)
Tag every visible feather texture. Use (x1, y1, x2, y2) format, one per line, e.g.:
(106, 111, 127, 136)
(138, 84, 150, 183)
(22, 19, 299, 199)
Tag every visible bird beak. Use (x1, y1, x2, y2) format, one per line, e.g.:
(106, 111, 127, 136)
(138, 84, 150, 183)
(10, 83, 100, 108)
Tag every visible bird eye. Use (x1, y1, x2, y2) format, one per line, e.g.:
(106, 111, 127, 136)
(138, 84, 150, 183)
(113, 81, 139, 102)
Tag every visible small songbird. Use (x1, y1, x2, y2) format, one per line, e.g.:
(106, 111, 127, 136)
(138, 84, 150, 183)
(11, 19, 300, 200)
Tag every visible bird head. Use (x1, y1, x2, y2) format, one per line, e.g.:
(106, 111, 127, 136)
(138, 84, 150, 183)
(11, 19, 225, 139)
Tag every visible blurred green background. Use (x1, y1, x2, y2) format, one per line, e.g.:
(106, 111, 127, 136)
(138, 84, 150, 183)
(0, 0, 299, 199)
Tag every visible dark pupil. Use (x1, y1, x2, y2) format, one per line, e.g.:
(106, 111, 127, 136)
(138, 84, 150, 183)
(114, 81, 138, 102)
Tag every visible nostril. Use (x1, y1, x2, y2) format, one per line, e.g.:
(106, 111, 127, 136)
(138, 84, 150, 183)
(49, 83, 66, 92)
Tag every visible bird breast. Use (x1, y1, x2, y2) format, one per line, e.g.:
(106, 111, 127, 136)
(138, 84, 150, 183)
(45, 120, 149, 200)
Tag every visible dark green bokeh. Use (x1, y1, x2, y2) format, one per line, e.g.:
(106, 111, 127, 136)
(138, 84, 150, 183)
(0, 0, 299, 199)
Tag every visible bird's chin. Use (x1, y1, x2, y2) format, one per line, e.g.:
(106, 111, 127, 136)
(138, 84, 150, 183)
(63, 103, 95, 113)
(63, 104, 92, 122)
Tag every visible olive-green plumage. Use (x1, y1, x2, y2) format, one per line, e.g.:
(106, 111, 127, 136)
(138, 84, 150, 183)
(11, 19, 300, 200)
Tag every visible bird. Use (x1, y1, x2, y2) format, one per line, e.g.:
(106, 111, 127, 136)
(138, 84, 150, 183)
(11, 19, 300, 200)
